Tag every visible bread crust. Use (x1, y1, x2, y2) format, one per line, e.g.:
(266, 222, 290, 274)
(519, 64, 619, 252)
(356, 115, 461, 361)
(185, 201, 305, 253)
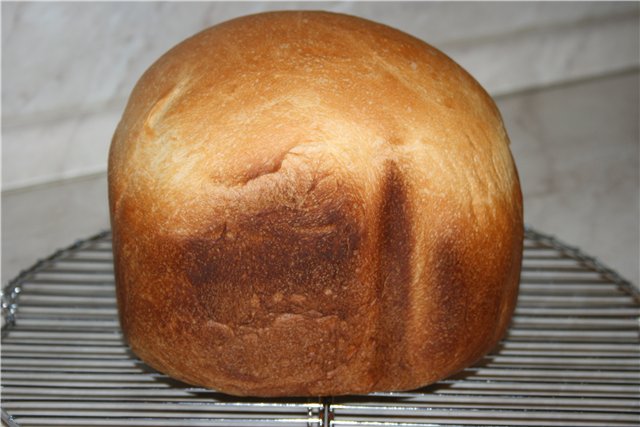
(109, 11, 523, 396)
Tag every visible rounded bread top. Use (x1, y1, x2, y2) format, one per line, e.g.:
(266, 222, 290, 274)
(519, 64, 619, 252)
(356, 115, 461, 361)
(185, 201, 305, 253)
(109, 11, 517, 234)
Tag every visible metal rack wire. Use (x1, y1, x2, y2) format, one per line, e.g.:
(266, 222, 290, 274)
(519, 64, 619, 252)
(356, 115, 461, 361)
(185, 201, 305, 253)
(2, 227, 639, 426)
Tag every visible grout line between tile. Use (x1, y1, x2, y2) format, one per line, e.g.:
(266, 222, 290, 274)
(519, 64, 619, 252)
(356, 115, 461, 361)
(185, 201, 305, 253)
(1, 170, 108, 197)
(493, 67, 639, 102)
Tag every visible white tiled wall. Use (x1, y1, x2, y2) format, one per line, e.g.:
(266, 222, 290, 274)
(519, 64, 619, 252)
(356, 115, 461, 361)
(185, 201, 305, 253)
(2, 2, 639, 190)
(3, 2, 636, 119)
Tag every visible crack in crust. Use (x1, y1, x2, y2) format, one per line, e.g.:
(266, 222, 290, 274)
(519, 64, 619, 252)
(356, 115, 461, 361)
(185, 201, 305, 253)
(372, 160, 413, 387)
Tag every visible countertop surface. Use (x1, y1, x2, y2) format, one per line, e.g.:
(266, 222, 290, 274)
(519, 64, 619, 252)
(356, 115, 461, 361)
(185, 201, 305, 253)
(2, 70, 639, 288)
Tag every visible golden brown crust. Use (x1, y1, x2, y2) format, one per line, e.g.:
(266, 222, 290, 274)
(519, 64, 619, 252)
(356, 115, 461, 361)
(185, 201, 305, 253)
(109, 10, 523, 396)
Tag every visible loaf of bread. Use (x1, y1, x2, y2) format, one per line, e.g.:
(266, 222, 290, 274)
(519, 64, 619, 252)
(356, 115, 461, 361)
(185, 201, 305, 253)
(108, 11, 523, 397)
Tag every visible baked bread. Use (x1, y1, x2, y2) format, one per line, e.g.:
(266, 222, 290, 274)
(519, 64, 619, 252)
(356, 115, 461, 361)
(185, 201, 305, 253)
(108, 10, 523, 397)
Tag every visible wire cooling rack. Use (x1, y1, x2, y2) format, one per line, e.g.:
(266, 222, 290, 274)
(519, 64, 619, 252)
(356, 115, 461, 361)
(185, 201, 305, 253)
(1, 227, 639, 426)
